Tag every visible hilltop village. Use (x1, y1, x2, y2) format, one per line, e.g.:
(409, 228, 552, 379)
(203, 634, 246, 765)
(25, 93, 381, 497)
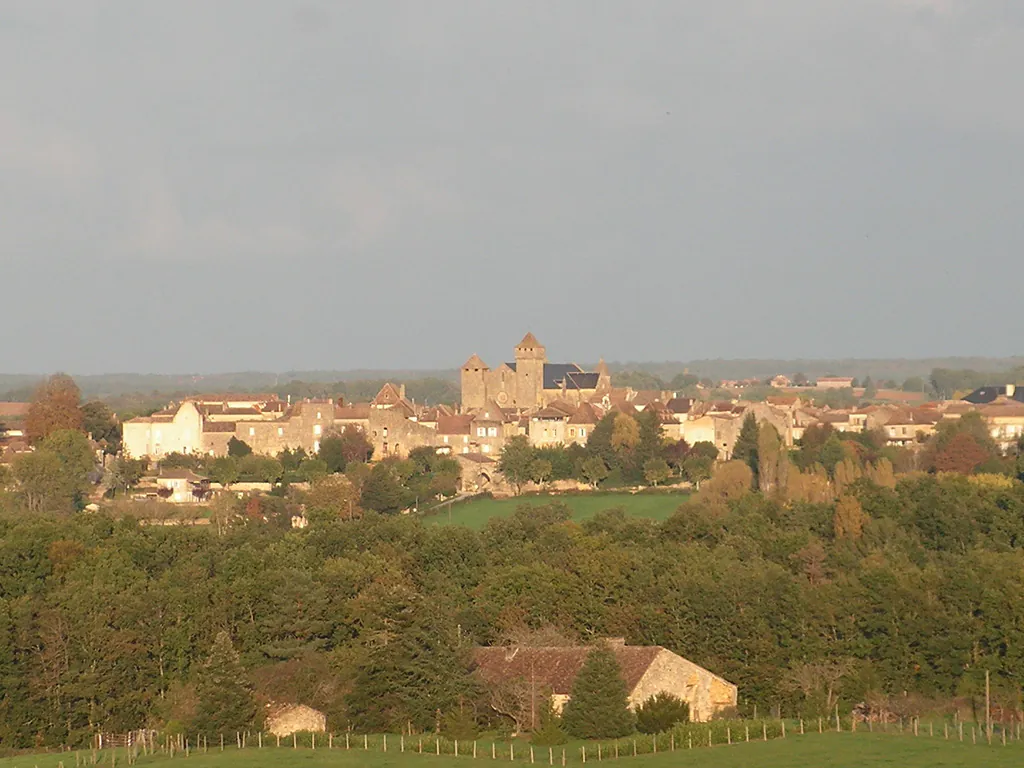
(31, 333, 1011, 497)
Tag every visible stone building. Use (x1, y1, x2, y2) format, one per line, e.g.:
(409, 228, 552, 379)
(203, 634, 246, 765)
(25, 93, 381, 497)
(264, 703, 326, 737)
(461, 333, 611, 411)
(473, 639, 737, 723)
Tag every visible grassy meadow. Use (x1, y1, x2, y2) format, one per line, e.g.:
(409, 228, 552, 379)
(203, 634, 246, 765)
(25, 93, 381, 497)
(421, 492, 691, 529)
(3, 733, 1023, 768)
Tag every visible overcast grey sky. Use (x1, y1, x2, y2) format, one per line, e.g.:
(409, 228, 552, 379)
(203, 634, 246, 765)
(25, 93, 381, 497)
(3, 1, 1022, 374)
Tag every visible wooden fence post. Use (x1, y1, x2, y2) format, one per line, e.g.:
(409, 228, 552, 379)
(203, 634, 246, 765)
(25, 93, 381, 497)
(293, 734, 297, 750)
(383, 735, 387, 753)
(580, 746, 585, 764)
(219, 735, 223, 752)
(799, 719, 804, 735)
(763, 722, 767, 741)
(726, 728, 731, 745)
(549, 747, 553, 765)
(532, 746, 536, 763)
(364, 735, 368, 751)
(781, 721, 786, 738)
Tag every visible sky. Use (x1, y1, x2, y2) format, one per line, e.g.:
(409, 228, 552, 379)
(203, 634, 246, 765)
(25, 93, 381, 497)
(2, 0, 1023, 374)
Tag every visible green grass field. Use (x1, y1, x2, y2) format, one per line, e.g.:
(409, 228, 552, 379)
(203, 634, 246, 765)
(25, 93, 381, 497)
(3, 734, 1022, 768)
(422, 492, 690, 530)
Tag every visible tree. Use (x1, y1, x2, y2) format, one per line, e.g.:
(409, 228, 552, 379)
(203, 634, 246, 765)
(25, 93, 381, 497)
(206, 456, 239, 487)
(25, 373, 83, 445)
(529, 458, 553, 488)
(227, 437, 252, 458)
(305, 474, 359, 522)
(561, 645, 634, 739)
(580, 457, 609, 489)
(13, 430, 95, 512)
(934, 433, 990, 475)
(360, 462, 408, 514)
(192, 632, 258, 737)
(833, 495, 867, 540)
(531, 698, 569, 745)
(643, 458, 672, 487)
(317, 433, 348, 473)
(732, 413, 759, 476)
(699, 460, 753, 504)
(862, 377, 878, 400)
(237, 455, 283, 483)
(498, 435, 535, 496)
(103, 457, 144, 497)
(610, 413, 640, 452)
(81, 401, 121, 455)
(635, 693, 689, 734)
(757, 423, 783, 494)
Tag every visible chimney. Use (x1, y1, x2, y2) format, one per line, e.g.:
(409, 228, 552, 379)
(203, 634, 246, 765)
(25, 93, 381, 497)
(399, 384, 407, 400)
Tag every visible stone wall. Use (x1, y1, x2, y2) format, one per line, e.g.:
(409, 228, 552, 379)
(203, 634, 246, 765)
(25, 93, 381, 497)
(630, 648, 738, 722)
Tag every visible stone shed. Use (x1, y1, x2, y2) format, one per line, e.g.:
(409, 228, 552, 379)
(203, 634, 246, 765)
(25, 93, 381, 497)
(473, 640, 737, 723)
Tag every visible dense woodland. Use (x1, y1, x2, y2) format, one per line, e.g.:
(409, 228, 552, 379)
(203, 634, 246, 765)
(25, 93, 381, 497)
(4, 465, 1024, 746)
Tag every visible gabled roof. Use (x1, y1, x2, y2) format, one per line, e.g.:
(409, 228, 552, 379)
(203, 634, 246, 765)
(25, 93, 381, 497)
(517, 332, 543, 348)
(474, 402, 506, 422)
(335, 403, 371, 420)
(463, 354, 488, 370)
(543, 363, 584, 390)
(372, 383, 405, 407)
(158, 469, 208, 482)
(473, 645, 661, 695)
(437, 414, 474, 435)
(568, 402, 599, 425)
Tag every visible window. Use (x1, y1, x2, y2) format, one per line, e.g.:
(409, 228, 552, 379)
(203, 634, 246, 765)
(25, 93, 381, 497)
(249, 427, 256, 437)
(580, 428, 587, 438)
(462, 446, 469, 454)
(316, 411, 322, 420)
(314, 440, 320, 453)
(443, 435, 449, 444)
(383, 428, 388, 438)
(314, 424, 322, 436)
(487, 427, 498, 437)
(482, 445, 491, 453)
(155, 430, 162, 441)
(463, 436, 469, 444)
(278, 427, 284, 436)
(569, 428, 576, 438)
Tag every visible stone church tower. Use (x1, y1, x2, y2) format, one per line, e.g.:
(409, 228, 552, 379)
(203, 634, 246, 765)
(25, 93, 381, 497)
(460, 354, 489, 411)
(513, 332, 547, 409)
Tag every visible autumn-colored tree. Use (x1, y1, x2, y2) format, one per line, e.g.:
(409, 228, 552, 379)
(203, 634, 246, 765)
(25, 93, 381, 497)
(833, 495, 867, 540)
(25, 374, 83, 444)
(934, 433, 990, 475)
(699, 460, 753, 504)
(865, 457, 897, 488)
(305, 473, 360, 522)
(833, 457, 863, 495)
(610, 413, 640, 452)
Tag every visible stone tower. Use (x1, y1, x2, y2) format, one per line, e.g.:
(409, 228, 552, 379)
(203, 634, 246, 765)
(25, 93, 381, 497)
(461, 354, 489, 410)
(514, 332, 547, 409)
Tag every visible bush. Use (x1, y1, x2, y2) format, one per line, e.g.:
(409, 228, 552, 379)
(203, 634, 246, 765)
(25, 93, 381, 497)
(635, 693, 689, 734)
(532, 700, 568, 746)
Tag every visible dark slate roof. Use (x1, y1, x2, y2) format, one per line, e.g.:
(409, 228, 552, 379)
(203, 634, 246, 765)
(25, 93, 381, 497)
(964, 386, 1024, 405)
(504, 362, 517, 372)
(565, 371, 600, 390)
(543, 363, 584, 390)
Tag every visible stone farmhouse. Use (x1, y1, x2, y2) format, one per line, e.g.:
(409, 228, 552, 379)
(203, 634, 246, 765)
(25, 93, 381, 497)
(473, 639, 737, 723)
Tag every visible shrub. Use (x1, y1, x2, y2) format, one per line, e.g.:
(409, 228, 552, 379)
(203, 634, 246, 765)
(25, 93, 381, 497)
(635, 693, 689, 734)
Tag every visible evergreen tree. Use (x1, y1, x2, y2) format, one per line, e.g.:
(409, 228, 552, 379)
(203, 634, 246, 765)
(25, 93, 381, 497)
(347, 601, 480, 732)
(562, 645, 634, 739)
(532, 698, 569, 745)
(732, 413, 760, 479)
(227, 437, 252, 458)
(192, 632, 258, 737)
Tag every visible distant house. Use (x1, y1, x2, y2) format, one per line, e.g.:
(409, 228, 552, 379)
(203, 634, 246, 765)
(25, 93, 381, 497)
(155, 470, 210, 503)
(816, 377, 854, 390)
(770, 375, 791, 388)
(473, 640, 737, 723)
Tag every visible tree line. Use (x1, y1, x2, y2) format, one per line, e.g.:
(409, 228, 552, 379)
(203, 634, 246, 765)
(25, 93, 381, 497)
(4, 462, 1024, 746)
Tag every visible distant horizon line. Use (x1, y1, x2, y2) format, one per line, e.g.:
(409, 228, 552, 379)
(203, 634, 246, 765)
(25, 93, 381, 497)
(2, 353, 1024, 379)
